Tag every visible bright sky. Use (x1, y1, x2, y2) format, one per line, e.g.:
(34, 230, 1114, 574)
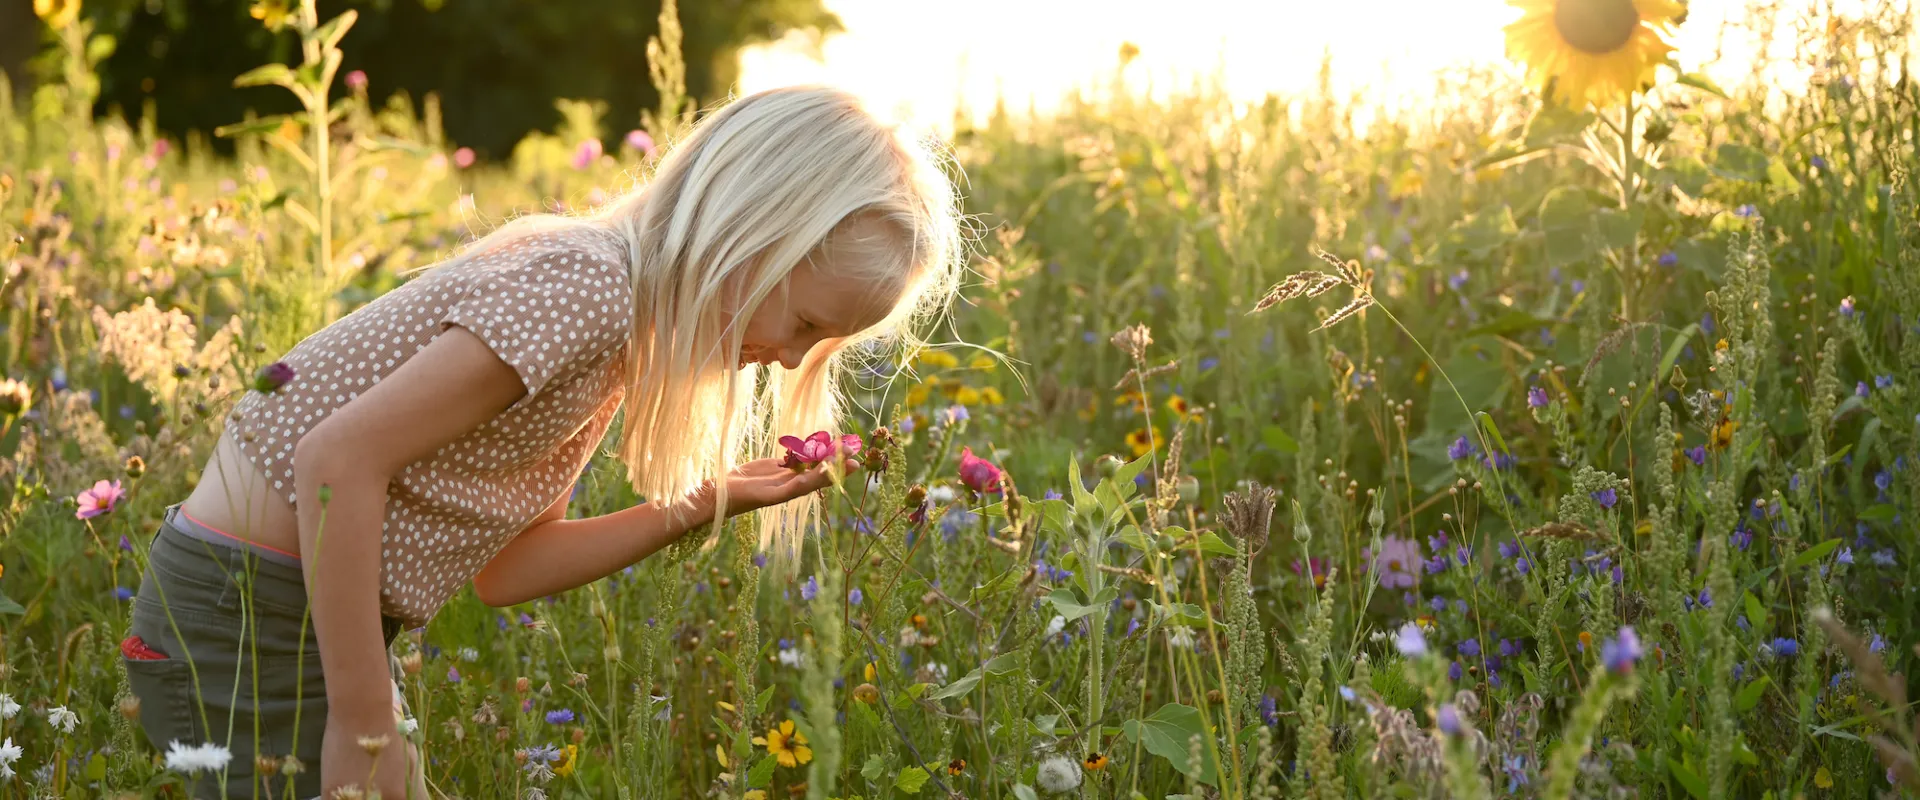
(738, 0, 1894, 132)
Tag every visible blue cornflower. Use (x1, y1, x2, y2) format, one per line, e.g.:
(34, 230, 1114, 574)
(1591, 488, 1619, 510)
(1527, 386, 1550, 408)
(1657, 251, 1678, 267)
(1448, 436, 1477, 461)
(545, 708, 575, 725)
(114, 586, 133, 601)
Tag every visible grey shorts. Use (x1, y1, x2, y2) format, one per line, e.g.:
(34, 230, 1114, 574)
(122, 504, 409, 799)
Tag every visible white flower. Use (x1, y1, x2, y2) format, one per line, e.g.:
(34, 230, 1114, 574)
(46, 706, 77, 734)
(0, 737, 22, 777)
(0, 695, 17, 719)
(777, 648, 803, 668)
(397, 717, 419, 735)
(459, 647, 479, 662)
(164, 741, 233, 774)
(1044, 615, 1066, 638)
(1168, 626, 1196, 649)
(1035, 755, 1084, 793)
(928, 485, 957, 504)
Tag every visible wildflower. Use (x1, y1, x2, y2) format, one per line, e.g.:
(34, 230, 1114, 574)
(1601, 627, 1643, 675)
(46, 706, 77, 733)
(1527, 385, 1549, 408)
(453, 147, 476, 168)
(1686, 446, 1707, 466)
(778, 646, 802, 668)
(1199, 356, 1220, 371)
(344, 70, 368, 91)
(1373, 537, 1422, 589)
(957, 447, 1005, 494)
(0, 695, 17, 719)
(753, 720, 813, 767)
(948, 758, 967, 776)
(1447, 435, 1477, 461)
(1590, 487, 1618, 510)
(1735, 204, 1758, 218)
(1710, 418, 1738, 450)
(624, 129, 655, 154)
(1503, 754, 1530, 793)
(1260, 694, 1280, 726)
(1658, 250, 1678, 267)
(800, 576, 818, 601)
(1839, 296, 1856, 318)
(545, 709, 574, 725)
(1168, 626, 1197, 649)
(1448, 661, 1464, 682)
(1394, 623, 1428, 657)
(1124, 426, 1161, 457)
(1771, 637, 1799, 659)
(1872, 549, 1896, 567)
(553, 744, 579, 777)
(1035, 755, 1084, 793)
(1436, 703, 1464, 735)
(571, 139, 603, 170)
(1870, 633, 1887, 653)
(1729, 527, 1752, 551)
(163, 741, 231, 774)
(1291, 557, 1329, 588)
(1857, 381, 1870, 397)
(76, 479, 127, 519)
(1503, 0, 1683, 110)
(1875, 375, 1894, 390)
(1083, 752, 1109, 771)
(778, 431, 861, 470)
(0, 378, 29, 416)
(1458, 638, 1482, 658)
(1837, 547, 1854, 565)
(1044, 615, 1066, 638)
(848, 589, 863, 607)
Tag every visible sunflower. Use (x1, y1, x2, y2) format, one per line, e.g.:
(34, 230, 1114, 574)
(753, 720, 814, 768)
(1504, 0, 1685, 109)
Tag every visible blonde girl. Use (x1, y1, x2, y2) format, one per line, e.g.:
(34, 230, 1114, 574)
(120, 85, 966, 798)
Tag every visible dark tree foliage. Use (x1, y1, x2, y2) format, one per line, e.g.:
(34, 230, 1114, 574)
(61, 0, 839, 154)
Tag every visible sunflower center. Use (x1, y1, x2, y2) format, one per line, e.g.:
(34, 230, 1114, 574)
(1552, 0, 1641, 54)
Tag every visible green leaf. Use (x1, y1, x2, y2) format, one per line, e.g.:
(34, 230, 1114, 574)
(85, 34, 117, 65)
(307, 10, 358, 51)
(1735, 676, 1771, 713)
(1712, 143, 1770, 183)
(894, 766, 930, 794)
(1539, 186, 1599, 267)
(1522, 103, 1596, 148)
(1656, 324, 1700, 386)
(1259, 425, 1299, 454)
(1192, 532, 1239, 558)
(1048, 586, 1119, 621)
(1669, 758, 1710, 799)
(1787, 538, 1842, 571)
(1742, 591, 1768, 635)
(232, 63, 296, 89)
(862, 754, 887, 781)
(756, 684, 775, 716)
(1475, 412, 1510, 459)
(0, 590, 24, 616)
(1112, 452, 1153, 492)
(1150, 601, 1208, 627)
(1012, 785, 1040, 800)
(1860, 504, 1897, 523)
(928, 656, 1017, 701)
(967, 568, 1022, 606)
(746, 753, 777, 788)
(1674, 71, 1729, 99)
(1117, 525, 1153, 552)
(1121, 703, 1217, 785)
(1425, 337, 1510, 437)
(1067, 455, 1096, 517)
(215, 114, 297, 139)
(1433, 205, 1519, 262)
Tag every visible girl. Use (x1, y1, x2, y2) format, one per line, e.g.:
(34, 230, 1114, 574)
(122, 85, 966, 798)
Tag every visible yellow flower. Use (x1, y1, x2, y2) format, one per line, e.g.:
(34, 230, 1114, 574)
(1504, 0, 1685, 109)
(248, 0, 292, 31)
(33, 0, 81, 30)
(1125, 427, 1161, 457)
(1710, 418, 1739, 450)
(1077, 398, 1097, 422)
(1579, 630, 1594, 650)
(1166, 395, 1202, 421)
(752, 720, 813, 768)
(745, 792, 767, 800)
(1114, 390, 1147, 413)
(918, 351, 959, 370)
(1390, 169, 1425, 199)
(1814, 766, 1833, 788)
(906, 384, 931, 407)
(1084, 752, 1110, 771)
(969, 355, 997, 372)
(863, 662, 876, 681)
(954, 386, 983, 406)
(978, 387, 1004, 406)
(554, 744, 579, 777)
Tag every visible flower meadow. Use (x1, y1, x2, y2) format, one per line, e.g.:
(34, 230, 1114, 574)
(3, 0, 1920, 798)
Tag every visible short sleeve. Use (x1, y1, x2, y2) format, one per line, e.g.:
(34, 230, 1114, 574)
(440, 238, 632, 400)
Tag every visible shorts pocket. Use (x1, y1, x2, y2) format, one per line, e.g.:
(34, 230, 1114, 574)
(122, 655, 194, 752)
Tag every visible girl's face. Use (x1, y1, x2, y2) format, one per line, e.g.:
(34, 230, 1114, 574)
(727, 227, 904, 371)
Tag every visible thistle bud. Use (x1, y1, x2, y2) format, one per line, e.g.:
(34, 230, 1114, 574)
(252, 361, 296, 393)
(515, 676, 531, 693)
(906, 485, 927, 506)
(124, 455, 146, 479)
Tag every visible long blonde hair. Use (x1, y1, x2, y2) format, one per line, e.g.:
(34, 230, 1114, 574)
(438, 85, 967, 556)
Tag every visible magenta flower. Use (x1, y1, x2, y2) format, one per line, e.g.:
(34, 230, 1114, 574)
(345, 70, 368, 91)
(957, 447, 1004, 495)
(1373, 536, 1422, 589)
(778, 431, 862, 470)
(571, 138, 604, 170)
(253, 361, 296, 393)
(453, 147, 476, 169)
(76, 479, 127, 520)
(625, 129, 656, 155)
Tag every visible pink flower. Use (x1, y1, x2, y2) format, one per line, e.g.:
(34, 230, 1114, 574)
(76, 479, 126, 520)
(1373, 536, 1422, 590)
(253, 361, 296, 393)
(778, 431, 863, 470)
(453, 147, 476, 169)
(345, 70, 368, 91)
(957, 447, 1004, 495)
(625, 129, 655, 154)
(150, 139, 171, 160)
(571, 139, 603, 170)
(1290, 557, 1329, 588)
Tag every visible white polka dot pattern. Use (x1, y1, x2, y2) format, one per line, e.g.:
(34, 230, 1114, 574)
(227, 227, 633, 628)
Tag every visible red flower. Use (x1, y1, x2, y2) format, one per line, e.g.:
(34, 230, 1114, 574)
(778, 431, 864, 470)
(957, 447, 1004, 495)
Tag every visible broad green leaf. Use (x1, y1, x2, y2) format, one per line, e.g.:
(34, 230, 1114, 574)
(1539, 186, 1599, 267)
(1475, 412, 1510, 459)
(1259, 425, 1299, 454)
(0, 590, 24, 616)
(985, 653, 1022, 675)
(1742, 591, 1768, 634)
(1425, 337, 1510, 437)
(967, 567, 1021, 606)
(894, 766, 930, 794)
(1674, 71, 1729, 99)
(1787, 538, 1842, 571)
(746, 754, 776, 788)
(1669, 758, 1710, 799)
(1860, 504, 1897, 522)
(1048, 586, 1118, 621)
(1735, 676, 1771, 713)
(1112, 451, 1153, 493)
(1523, 103, 1596, 148)
(1433, 205, 1519, 262)
(929, 657, 1016, 701)
(756, 685, 775, 716)
(1192, 532, 1239, 558)
(1712, 143, 1769, 183)
(84, 753, 106, 782)
(862, 754, 887, 781)
(1121, 703, 1218, 785)
(1150, 601, 1208, 627)
(233, 63, 295, 88)
(1012, 785, 1040, 800)
(307, 10, 358, 51)
(1117, 525, 1153, 552)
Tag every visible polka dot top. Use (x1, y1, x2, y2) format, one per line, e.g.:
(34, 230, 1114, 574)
(227, 227, 633, 627)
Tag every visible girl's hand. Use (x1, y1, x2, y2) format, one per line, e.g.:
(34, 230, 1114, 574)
(668, 457, 857, 528)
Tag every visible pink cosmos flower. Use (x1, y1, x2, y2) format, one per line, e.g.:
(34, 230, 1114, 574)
(1373, 536, 1422, 590)
(76, 479, 126, 520)
(779, 431, 863, 470)
(1290, 557, 1329, 589)
(957, 447, 1004, 495)
(571, 139, 603, 170)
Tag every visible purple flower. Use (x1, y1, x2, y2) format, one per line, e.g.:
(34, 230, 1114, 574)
(1447, 661, 1464, 682)
(1611, 564, 1624, 585)
(1447, 436, 1478, 461)
(1686, 446, 1707, 466)
(1601, 626, 1642, 675)
(1838, 547, 1854, 565)
(801, 576, 819, 601)
(1701, 312, 1716, 336)
(448, 666, 461, 682)
(1043, 489, 1063, 500)
(1870, 634, 1887, 653)
(1260, 695, 1280, 726)
(1857, 381, 1870, 397)
(1527, 386, 1549, 408)
(1697, 588, 1713, 609)
(1657, 251, 1679, 267)
(1373, 537, 1423, 589)
(1839, 296, 1856, 318)
(1499, 639, 1522, 659)
(1872, 549, 1896, 567)
(252, 361, 296, 393)
(1424, 555, 1450, 574)
(1730, 527, 1752, 552)
(114, 586, 133, 601)
(1199, 357, 1220, 371)
(1875, 375, 1894, 390)
(345, 70, 368, 90)
(1458, 638, 1481, 658)
(546, 708, 575, 724)
(848, 587, 864, 605)
(1436, 703, 1464, 735)
(76, 479, 126, 519)
(1771, 637, 1799, 659)
(1429, 596, 1448, 613)
(624, 129, 656, 154)
(1811, 155, 1828, 170)
(1590, 488, 1618, 510)
(1428, 531, 1449, 552)
(1448, 270, 1470, 292)
(1734, 204, 1758, 218)
(1497, 540, 1519, 560)
(1394, 623, 1428, 657)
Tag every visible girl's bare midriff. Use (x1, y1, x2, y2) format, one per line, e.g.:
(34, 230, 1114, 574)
(180, 431, 305, 556)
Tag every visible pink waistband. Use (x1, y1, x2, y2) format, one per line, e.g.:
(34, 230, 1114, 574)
(177, 507, 302, 561)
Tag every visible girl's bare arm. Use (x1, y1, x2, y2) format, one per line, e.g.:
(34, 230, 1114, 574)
(292, 325, 525, 734)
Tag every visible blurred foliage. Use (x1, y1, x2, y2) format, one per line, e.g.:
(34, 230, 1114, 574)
(27, 0, 838, 156)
